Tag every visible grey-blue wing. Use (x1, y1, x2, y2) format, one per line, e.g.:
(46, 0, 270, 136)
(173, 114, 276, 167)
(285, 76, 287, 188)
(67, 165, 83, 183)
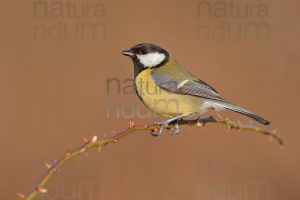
(151, 70, 225, 102)
(151, 70, 271, 125)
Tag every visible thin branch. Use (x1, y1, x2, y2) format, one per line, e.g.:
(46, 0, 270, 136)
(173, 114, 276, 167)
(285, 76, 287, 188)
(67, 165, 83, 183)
(19, 116, 283, 200)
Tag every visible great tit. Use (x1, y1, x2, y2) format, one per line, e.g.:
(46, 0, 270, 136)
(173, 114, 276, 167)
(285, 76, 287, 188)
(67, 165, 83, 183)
(122, 43, 270, 136)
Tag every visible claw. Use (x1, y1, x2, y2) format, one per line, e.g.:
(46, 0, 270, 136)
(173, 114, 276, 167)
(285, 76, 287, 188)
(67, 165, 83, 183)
(149, 114, 190, 137)
(150, 121, 167, 136)
(170, 123, 180, 135)
(150, 128, 160, 137)
(167, 122, 180, 135)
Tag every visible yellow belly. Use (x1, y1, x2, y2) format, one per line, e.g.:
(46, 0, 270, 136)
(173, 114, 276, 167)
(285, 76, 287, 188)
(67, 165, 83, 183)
(135, 69, 205, 117)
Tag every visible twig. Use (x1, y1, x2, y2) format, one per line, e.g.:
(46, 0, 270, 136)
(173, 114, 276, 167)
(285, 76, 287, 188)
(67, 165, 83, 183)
(19, 116, 283, 200)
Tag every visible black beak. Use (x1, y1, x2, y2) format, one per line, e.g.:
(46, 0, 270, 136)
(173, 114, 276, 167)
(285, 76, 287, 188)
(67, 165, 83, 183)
(122, 50, 134, 57)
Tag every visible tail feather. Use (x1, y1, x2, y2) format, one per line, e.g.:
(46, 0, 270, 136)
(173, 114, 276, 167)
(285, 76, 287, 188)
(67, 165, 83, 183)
(212, 101, 270, 125)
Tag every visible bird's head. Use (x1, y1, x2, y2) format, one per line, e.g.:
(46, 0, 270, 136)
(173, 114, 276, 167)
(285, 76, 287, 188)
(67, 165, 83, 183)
(122, 43, 169, 68)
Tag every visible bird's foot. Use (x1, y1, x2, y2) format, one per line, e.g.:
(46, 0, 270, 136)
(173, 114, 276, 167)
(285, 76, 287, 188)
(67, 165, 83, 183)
(150, 120, 180, 136)
(167, 123, 180, 135)
(150, 120, 168, 137)
(149, 114, 190, 137)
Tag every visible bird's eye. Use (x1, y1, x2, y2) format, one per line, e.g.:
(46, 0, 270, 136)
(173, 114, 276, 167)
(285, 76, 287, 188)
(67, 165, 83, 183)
(141, 49, 147, 55)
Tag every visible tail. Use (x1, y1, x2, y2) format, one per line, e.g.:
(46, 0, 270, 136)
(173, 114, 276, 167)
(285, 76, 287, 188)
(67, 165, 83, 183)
(211, 101, 271, 125)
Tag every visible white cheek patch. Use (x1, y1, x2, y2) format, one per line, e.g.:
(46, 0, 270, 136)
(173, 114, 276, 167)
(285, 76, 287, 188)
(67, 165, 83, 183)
(137, 53, 166, 67)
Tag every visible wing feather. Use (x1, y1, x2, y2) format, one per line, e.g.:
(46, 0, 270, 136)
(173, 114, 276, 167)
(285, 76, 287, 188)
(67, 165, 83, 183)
(152, 70, 225, 102)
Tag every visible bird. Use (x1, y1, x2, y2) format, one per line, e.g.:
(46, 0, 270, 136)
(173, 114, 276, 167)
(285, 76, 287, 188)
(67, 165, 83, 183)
(121, 43, 270, 136)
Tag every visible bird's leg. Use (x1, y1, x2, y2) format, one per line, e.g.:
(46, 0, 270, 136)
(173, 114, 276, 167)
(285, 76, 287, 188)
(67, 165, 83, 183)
(150, 114, 188, 137)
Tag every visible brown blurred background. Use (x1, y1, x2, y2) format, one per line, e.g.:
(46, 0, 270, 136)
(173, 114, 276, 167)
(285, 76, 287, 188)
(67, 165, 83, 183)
(0, 0, 299, 199)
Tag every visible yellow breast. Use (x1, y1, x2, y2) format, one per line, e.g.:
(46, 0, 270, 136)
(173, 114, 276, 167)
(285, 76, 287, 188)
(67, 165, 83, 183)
(135, 68, 203, 117)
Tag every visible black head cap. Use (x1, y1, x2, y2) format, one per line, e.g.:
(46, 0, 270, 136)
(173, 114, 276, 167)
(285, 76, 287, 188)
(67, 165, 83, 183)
(122, 43, 169, 68)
